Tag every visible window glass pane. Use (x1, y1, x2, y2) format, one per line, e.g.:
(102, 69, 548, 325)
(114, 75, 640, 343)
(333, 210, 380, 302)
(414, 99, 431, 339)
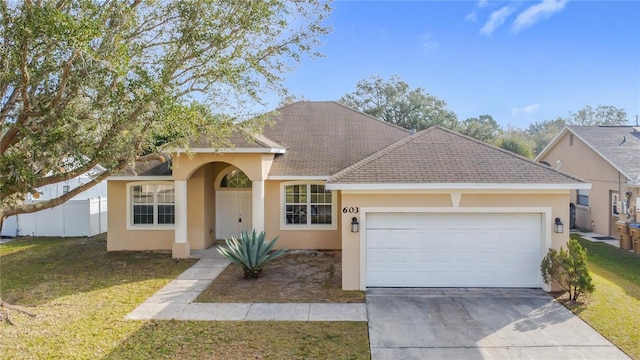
(284, 184, 332, 226)
(311, 205, 332, 224)
(612, 194, 620, 216)
(157, 205, 175, 224)
(157, 185, 175, 204)
(286, 204, 307, 224)
(133, 185, 153, 204)
(286, 185, 307, 203)
(220, 170, 252, 188)
(577, 189, 589, 206)
(133, 205, 154, 224)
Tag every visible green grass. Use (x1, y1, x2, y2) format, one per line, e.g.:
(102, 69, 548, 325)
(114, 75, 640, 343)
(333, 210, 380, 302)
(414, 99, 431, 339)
(0, 236, 370, 359)
(564, 234, 640, 359)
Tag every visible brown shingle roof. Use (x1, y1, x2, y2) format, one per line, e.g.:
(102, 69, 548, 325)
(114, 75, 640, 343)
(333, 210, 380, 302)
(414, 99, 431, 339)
(327, 126, 585, 185)
(263, 101, 410, 177)
(190, 131, 285, 149)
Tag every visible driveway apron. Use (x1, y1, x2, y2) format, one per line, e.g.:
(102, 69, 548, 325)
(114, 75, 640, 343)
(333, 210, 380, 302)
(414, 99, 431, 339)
(367, 288, 629, 360)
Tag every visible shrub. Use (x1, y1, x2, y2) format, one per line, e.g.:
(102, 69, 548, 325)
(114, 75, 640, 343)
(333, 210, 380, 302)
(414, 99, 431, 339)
(217, 230, 288, 279)
(540, 238, 595, 302)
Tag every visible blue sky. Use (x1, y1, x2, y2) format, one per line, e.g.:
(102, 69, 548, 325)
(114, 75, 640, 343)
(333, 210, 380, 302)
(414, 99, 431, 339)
(278, 0, 640, 129)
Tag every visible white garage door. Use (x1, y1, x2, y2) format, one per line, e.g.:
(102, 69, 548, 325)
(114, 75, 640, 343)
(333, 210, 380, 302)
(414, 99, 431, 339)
(366, 212, 542, 288)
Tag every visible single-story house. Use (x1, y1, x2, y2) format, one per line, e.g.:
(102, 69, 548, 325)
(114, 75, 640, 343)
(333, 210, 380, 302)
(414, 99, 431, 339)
(536, 126, 640, 237)
(108, 101, 588, 290)
(1, 165, 108, 237)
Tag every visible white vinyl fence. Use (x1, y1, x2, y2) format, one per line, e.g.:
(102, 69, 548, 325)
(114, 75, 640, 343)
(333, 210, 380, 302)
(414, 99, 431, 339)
(1, 197, 107, 237)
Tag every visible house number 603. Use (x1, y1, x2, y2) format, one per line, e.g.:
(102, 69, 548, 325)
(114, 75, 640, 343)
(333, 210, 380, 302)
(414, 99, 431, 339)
(342, 207, 359, 214)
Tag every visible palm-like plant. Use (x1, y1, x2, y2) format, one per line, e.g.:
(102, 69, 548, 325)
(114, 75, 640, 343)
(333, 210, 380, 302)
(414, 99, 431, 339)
(217, 230, 288, 279)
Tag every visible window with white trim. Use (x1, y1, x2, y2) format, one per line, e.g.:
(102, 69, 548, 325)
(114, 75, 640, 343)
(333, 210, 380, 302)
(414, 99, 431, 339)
(283, 183, 335, 228)
(577, 189, 589, 206)
(130, 184, 175, 226)
(612, 193, 620, 216)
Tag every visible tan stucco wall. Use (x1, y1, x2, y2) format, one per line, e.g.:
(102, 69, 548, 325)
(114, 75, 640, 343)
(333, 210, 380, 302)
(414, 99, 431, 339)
(172, 152, 273, 181)
(540, 131, 637, 235)
(339, 191, 571, 290)
(186, 165, 217, 249)
(263, 180, 342, 250)
(108, 163, 227, 252)
(106, 181, 174, 251)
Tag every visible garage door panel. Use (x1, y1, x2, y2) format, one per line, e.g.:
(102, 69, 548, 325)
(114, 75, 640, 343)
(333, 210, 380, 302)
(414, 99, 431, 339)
(365, 212, 542, 288)
(367, 213, 539, 230)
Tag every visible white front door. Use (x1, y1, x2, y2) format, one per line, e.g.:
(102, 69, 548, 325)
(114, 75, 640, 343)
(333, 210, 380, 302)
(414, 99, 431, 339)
(216, 191, 252, 240)
(365, 212, 542, 288)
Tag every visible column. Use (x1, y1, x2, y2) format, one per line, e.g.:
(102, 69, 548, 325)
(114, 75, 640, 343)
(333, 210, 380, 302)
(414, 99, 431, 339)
(172, 179, 190, 258)
(252, 180, 265, 234)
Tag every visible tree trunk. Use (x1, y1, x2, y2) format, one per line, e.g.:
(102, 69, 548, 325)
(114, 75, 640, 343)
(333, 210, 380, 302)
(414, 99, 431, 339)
(0, 211, 5, 236)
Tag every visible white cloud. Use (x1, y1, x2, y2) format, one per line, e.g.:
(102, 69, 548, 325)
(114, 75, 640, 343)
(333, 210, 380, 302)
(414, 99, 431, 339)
(419, 33, 439, 51)
(480, 6, 514, 35)
(512, 0, 569, 33)
(466, 11, 478, 22)
(512, 104, 541, 115)
(466, 0, 490, 22)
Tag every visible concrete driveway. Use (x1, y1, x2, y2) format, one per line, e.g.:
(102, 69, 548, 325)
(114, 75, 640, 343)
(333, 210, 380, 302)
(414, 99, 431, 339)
(367, 288, 630, 360)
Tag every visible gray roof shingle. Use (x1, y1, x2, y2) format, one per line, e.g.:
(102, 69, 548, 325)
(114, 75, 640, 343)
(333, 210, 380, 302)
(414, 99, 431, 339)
(263, 101, 410, 177)
(567, 126, 640, 183)
(328, 126, 585, 185)
(190, 131, 285, 150)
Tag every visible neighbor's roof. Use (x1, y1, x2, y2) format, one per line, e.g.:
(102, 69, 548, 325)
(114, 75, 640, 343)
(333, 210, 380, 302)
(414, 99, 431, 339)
(262, 101, 410, 177)
(565, 126, 640, 184)
(327, 126, 587, 189)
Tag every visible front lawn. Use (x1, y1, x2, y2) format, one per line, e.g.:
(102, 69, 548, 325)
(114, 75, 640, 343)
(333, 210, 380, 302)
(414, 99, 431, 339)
(0, 236, 370, 359)
(560, 235, 640, 359)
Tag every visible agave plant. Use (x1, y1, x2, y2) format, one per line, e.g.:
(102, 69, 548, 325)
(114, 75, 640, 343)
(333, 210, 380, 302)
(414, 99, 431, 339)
(217, 230, 288, 279)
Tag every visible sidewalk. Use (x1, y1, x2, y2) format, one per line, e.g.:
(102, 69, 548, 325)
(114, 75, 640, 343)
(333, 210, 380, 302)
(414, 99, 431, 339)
(574, 231, 620, 247)
(126, 255, 367, 322)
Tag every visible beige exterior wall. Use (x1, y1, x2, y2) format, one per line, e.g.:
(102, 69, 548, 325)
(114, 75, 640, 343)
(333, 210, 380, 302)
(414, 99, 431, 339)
(108, 162, 247, 252)
(540, 131, 638, 235)
(107, 158, 344, 251)
(107, 181, 174, 251)
(339, 190, 571, 290)
(172, 152, 273, 181)
(186, 165, 217, 249)
(264, 180, 342, 250)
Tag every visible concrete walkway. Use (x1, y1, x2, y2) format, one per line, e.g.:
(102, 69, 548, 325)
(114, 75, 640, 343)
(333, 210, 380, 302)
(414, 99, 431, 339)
(576, 231, 620, 247)
(125, 255, 367, 322)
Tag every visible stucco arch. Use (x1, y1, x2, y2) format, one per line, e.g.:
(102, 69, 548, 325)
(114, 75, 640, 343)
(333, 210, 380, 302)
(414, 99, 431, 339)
(171, 152, 274, 181)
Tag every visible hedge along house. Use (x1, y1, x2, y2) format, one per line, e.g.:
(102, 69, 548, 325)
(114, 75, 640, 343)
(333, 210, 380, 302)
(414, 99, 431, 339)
(107, 101, 588, 291)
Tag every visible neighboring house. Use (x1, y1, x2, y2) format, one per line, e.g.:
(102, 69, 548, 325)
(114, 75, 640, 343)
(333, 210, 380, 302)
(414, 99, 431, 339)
(536, 126, 640, 237)
(1, 165, 108, 237)
(107, 101, 587, 291)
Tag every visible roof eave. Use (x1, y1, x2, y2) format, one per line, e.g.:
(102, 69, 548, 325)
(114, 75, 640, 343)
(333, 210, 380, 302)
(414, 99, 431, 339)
(178, 147, 286, 154)
(107, 175, 173, 181)
(325, 182, 591, 191)
(534, 127, 570, 161)
(268, 175, 331, 181)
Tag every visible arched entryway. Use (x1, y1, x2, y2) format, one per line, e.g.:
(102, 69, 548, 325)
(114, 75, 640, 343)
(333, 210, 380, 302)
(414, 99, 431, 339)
(215, 167, 252, 239)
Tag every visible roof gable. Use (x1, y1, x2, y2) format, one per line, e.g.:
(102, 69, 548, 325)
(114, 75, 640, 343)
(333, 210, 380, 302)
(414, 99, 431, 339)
(263, 101, 410, 177)
(568, 126, 640, 183)
(328, 126, 585, 187)
(538, 126, 640, 184)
